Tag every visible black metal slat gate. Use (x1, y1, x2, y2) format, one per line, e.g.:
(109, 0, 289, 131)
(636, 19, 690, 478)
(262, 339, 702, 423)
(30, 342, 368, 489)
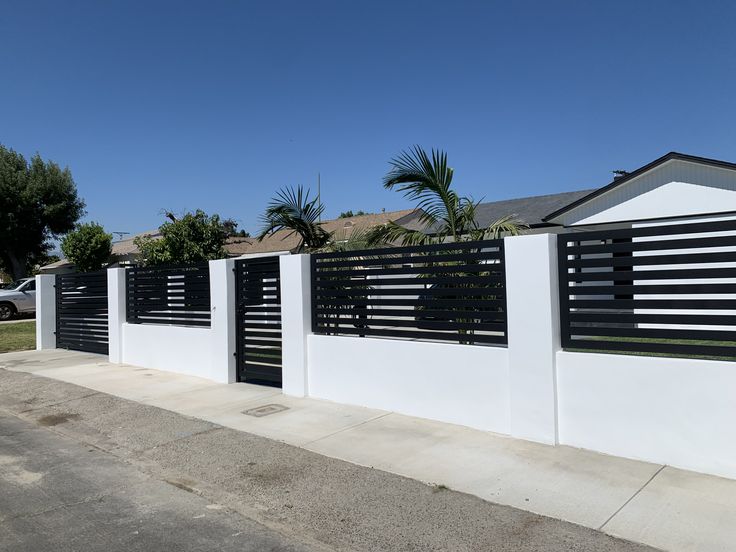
(55, 271, 109, 354)
(235, 256, 283, 386)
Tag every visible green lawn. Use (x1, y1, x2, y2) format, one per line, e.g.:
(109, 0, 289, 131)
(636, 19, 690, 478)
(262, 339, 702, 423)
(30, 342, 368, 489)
(0, 321, 36, 353)
(571, 335, 736, 362)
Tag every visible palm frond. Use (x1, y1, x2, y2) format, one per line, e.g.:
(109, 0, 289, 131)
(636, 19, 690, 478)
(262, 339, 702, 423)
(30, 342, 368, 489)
(320, 227, 373, 253)
(384, 146, 462, 237)
(475, 214, 528, 240)
(365, 221, 435, 247)
(258, 185, 330, 251)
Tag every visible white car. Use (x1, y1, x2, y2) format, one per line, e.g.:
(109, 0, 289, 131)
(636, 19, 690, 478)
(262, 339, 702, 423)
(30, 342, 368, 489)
(0, 278, 36, 320)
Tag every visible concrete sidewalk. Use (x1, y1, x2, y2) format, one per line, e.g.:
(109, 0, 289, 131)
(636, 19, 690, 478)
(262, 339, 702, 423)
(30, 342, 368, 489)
(2, 349, 735, 552)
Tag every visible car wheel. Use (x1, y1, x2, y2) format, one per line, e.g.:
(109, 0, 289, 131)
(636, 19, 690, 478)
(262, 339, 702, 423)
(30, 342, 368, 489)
(0, 303, 16, 321)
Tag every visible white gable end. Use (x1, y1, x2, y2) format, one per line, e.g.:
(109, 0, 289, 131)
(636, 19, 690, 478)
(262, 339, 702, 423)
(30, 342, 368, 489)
(556, 159, 736, 226)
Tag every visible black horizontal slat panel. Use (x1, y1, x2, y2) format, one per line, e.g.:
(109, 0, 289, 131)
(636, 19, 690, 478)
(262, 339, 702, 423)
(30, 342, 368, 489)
(315, 238, 503, 259)
(128, 317, 212, 327)
(564, 267, 736, 282)
(126, 304, 211, 312)
(315, 275, 504, 287)
(316, 297, 504, 308)
(243, 354, 281, 364)
(312, 240, 507, 346)
(315, 287, 504, 297)
(126, 264, 211, 327)
(244, 329, 282, 337)
(566, 234, 736, 255)
(56, 271, 109, 354)
(567, 251, 736, 269)
(557, 221, 736, 360)
(315, 307, 506, 321)
(315, 251, 503, 269)
(569, 298, 736, 310)
(235, 256, 283, 386)
(562, 283, 736, 295)
(315, 316, 505, 332)
(313, 325, 507, 344)
(569, 312, 736, 326)
(323, 264, 502, 277)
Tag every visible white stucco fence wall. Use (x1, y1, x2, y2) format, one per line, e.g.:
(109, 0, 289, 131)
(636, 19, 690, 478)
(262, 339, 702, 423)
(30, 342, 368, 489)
(308, 334, 511, 433)
(556, 350, 736, 480)
(108, 258, 235, 383)
(288, 234, 561, 442)
(33, 235, 736, 481)
(119, 323, 213, 378)
(35, 274, 56, 350)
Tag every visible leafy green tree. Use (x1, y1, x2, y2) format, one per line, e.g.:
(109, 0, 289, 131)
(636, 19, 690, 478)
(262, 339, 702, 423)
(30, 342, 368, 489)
(367, 146, 525, 246)
(258, 186, 331, 252)
(61, 222, 112, 272)
(135, 210, 228, 266)
(338, 210, 368, 218)
(222, 218, 250, 238)
(0, 144, 85, 279)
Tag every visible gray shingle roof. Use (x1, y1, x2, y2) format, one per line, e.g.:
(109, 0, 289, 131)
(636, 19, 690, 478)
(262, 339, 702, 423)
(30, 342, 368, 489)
(472, 189, 597, 228)
(393, 189, 596, 232)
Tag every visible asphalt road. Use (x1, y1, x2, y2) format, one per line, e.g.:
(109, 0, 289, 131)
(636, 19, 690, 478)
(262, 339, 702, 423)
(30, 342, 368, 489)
(0, 367, 658, 552)
(0, 414, 317, 552)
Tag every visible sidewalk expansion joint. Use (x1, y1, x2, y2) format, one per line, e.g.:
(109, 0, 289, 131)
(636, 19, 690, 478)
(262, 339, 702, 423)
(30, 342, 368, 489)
(598, 464, 666, 531)
(301, 412, 392, 447)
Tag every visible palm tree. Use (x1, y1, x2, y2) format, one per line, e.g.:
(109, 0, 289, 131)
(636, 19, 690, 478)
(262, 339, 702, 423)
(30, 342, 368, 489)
(367, 146, 526, 246)
(257, 186, 331, 252)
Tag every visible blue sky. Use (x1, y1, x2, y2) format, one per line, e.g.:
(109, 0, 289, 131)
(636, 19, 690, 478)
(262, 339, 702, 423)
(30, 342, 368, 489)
(2, 1, 736, 237)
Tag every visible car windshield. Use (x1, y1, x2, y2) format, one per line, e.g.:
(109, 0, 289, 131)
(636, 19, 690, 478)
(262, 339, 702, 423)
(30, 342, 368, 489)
(5, 280, 28, 290)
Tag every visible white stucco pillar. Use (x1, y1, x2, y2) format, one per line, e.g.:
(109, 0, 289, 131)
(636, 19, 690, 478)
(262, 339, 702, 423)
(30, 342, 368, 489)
(279, 254, 311, 397)
(209, 258, 237, 383)
(504, 233, 561, 445)
(107, 268, 126, 363)
(35, 274, 56, 350)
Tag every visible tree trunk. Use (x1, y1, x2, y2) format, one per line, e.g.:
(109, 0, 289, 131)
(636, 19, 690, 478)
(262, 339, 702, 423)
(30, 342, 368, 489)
(6, 251, 27, 280)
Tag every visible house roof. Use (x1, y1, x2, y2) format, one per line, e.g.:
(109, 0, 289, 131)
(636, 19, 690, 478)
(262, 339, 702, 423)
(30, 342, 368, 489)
(394, 190, 596, 233)
(111, 230, 161, 256)
(542, 152, 736, 223)
(225, 209, 418, 256)
(37, 258, 75, 273)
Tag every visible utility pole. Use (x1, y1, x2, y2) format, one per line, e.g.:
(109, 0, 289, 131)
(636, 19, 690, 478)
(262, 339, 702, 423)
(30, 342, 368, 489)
(317, 172, 322, 222)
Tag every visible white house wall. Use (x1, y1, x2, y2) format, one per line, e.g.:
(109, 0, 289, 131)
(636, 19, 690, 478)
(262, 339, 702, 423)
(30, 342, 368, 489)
(559, 159, 736, 226)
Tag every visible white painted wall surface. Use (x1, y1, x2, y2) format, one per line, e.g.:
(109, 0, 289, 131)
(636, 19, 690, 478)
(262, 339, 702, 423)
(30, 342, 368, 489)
(308, 334, 511, 434)
(35, 274, 56, 350)
(558, 159, 736, 226)
(120, 323, 213, 379)
(280, 254, 311, 397)
(209, 259, 236, 383)
(556, 350, 736, 480)
(107, 269, 126, 363)
(505, 234, 560, 444)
